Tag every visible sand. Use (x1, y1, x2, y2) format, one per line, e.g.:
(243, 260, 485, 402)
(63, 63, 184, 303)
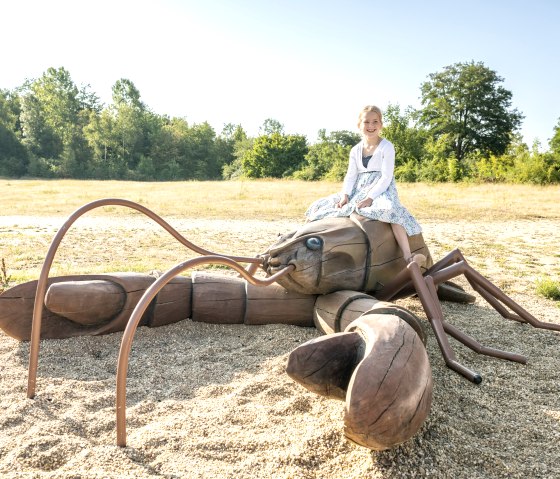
(0, 217, 559, 478)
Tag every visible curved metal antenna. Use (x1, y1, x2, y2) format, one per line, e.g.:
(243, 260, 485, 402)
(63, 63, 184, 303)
(116, 256, 294, 446)
(27, 199, 263, 399)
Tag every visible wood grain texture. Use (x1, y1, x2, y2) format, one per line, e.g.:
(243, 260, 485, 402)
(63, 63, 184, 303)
(245, 281, 315, 326)
(0, 273, 192, 340)
(343, 313, 433, 450)
(191, 272, 245, 324)
(45, 280, 126, 325)
(287, 294, 432, 451)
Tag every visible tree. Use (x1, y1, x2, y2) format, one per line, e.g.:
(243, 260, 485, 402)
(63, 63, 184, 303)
(381, 104, 429, 181)
(216, 123, 247, 179)
(0, 89, 28, 176)
(241, 133, 307, 178)
(19, 67, 95, 177)
(549, 118, 560, 156)
(419, 61, 523, 163)
(293, 129, 359, 180)
(186, 122, 219, 179)
(382, 104, 427, 165)
(112, 79, 144, 109)
(259, 118, 284, 135)
(110, 79, 147, 174)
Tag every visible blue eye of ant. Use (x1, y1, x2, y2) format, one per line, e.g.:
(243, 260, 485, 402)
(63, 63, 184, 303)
(305, 237, 322, 251)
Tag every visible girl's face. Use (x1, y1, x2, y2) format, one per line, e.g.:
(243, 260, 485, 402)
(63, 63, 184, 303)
(359, 111, 382, 141)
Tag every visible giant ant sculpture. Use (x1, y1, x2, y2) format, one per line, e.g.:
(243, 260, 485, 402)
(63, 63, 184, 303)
(0, 199, 558, 450)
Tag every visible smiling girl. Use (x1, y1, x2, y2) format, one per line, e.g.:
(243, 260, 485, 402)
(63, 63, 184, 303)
(305, 105, 424, 265)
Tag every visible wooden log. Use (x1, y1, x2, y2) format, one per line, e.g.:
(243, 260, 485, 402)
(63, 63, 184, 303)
(343, 312, 433, 450)
(0, 278, 79, 340)
(286, 332, 364, 400)
(0, 273, 192, 340)
(288, 308, 432, 450)
(364, 302, 428, 345)
(149, 275, 192, 327)
(45, 280, 126, 325)
(313, 290, 381, 334)
(245, 282, 315, 327)
(191, 272, 245, 324)
(87, 274, 157, 336)
(436, 281, 476, 303)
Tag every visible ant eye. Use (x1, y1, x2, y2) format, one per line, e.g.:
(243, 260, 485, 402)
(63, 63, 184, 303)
(305, 237, 322, 251)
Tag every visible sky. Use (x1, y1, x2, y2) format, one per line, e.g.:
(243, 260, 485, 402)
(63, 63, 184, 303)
(2, 0, 559, 146)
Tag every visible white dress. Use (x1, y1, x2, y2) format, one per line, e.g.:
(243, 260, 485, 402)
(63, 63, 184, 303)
(305, 139, 422, 236)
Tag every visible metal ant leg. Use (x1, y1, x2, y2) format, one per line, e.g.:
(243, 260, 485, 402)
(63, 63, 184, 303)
(429, 255, 560, 332)
(378, 248, 558, 382)
(376, 249, 469, 302)
(422, 276, 527, 364)
(441, 321, 526, 363)
(406, 262, 482, 383)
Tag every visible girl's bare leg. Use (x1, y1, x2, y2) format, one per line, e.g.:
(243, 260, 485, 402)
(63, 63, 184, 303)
(391, 223, 426, 266)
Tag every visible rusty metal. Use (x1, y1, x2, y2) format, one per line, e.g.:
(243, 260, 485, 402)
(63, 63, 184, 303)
(115, 255, 294, 447)
(27, 199, 264, 399)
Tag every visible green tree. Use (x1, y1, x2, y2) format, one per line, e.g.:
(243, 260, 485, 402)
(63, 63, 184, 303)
(0, 89, 28, 176)
(83, 109, 122, 178)
(259, 118, 284, 135)
(216, 123, 247, 179)
(110, 79, 147, 175)
(186, 122, 219, 179)
(549, 118, 560, 156)
(382, 105, 426, 160)
(419, 61, 523, 163)
(506, 139, 560, 184)
(84, 78, 149, 178)
(417, 134, 459, 182)
(242, 133, 307, 178)
(223, 135, 254, 180)
(293, 129, 359, 180)
(20, 90, 62, 162)
(19, 67, 96, 177)
(381, 104, 429, 181)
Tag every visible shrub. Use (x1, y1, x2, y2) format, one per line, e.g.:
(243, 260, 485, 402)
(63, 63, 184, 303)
(536, 277, 560, 301)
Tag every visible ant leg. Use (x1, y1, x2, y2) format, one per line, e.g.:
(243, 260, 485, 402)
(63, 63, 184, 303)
(407, 263, 482, 383)
(377, 249, 466, 302)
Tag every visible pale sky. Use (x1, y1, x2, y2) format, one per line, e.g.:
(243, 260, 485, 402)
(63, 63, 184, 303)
(2, 0, 559, 146)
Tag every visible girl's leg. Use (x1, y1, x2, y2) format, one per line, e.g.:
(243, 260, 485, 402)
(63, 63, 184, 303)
(391, 223, 426, 266)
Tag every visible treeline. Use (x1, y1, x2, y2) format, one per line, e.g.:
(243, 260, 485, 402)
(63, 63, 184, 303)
(1, 62, 559, 183)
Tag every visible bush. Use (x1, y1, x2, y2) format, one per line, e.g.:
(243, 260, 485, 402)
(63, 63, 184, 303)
(536, 277, 560, 301)
(394, 159, 418, 182)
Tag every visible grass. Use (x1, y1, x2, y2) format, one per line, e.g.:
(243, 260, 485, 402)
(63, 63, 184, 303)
(536, 277, 560, 301)
(1, 178, 559, 221)
(0, 258, 11, 293)
(0, 179, 334, 220)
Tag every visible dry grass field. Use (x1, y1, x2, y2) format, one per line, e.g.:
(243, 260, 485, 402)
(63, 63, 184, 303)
(0, 179, 559, 478)
(2, 178, 560, 220)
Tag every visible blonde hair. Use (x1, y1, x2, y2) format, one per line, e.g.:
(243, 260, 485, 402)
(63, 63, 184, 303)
(358, 105, 383, 127)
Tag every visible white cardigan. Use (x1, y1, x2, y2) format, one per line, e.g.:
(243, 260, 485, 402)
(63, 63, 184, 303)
(341, 139, 395, 200)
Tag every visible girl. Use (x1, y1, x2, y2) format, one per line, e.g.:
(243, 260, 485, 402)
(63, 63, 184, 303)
(305, 105, 424, 265)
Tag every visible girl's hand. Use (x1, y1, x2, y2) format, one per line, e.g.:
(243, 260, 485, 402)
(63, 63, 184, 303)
(357, 197, 373, 208)
(336, 195, 349, 208)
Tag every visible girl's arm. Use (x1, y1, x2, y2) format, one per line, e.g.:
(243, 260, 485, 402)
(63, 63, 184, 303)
(341, 146, 359, 196)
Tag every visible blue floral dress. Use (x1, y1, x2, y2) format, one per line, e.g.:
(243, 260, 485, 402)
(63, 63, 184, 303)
(305, 168, 422, 236)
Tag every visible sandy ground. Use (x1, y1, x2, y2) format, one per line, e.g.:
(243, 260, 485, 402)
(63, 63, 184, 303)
(0, 216, 559, 479)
